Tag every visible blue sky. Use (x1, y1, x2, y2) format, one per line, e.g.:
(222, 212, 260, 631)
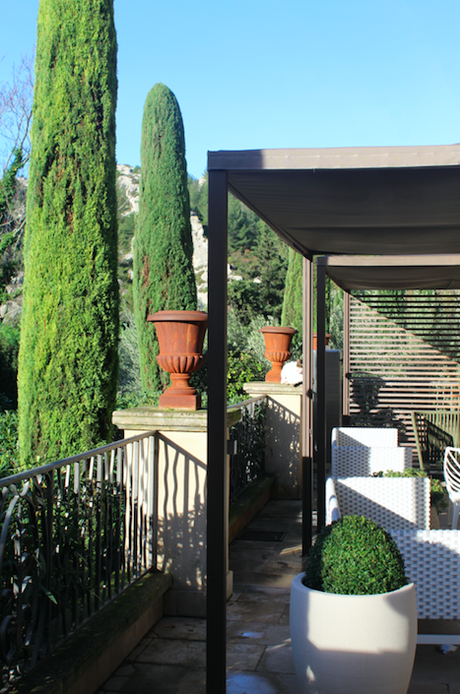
(1, 0, 460, 178)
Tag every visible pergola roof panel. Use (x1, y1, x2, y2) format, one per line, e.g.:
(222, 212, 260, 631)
(208, 144, 460, 259)
(318, 255, 460, 290)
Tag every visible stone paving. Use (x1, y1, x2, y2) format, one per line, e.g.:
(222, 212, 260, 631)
(97, 500, 460, 693)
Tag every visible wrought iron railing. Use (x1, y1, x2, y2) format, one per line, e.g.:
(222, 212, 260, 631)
(0, 432, 158, 687)
(228, 396, 267, 501)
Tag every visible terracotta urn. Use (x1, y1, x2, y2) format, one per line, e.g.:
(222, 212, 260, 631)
(147, 310, 207, 410)
(312, 333, 331, 350)
(259, 326, 297, 383)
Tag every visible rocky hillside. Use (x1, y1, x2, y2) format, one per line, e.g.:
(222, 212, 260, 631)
(116, 165, 209, 309)
(1, 166, 211, 323)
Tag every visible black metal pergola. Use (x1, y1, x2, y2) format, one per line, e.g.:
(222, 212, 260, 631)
(205, 144, 460, 693)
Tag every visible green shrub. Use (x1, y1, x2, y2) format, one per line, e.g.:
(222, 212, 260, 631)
(373, 468, 448, 513)
(189, 347, 268, 406)
(0, 323, 19, 408)
(227, 350, 268, 404)
(0, 410, 19, 477)
(304, 515, 407, 595)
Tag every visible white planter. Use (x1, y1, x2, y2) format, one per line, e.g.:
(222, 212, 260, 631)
(290, 573, 417, 694)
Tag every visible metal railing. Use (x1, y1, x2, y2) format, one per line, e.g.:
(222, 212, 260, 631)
(0, 432, 158, 686)
(228, 396, 267, 501)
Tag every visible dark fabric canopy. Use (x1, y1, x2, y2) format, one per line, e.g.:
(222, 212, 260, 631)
(208, 145, 460, 259)
(318, 255, 460, 290)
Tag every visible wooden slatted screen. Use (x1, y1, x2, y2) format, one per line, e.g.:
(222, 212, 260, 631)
(348, 291, 460, 461)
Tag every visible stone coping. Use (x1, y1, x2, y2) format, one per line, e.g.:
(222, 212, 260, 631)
(113, 405, 241, 432)
(243, 381, 303, 396)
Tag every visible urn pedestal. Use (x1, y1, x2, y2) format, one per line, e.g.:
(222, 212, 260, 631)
(147, 310, 207, 410)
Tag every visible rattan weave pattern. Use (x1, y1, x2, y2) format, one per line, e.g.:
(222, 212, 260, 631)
(331, 445, 412, 476)
(334, 476, 431, 531)
(332, 427, 399, 448)
(391, 530, 460, 619)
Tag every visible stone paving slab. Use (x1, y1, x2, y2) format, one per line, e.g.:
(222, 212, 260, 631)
(226, 599, 287, 624)
(136, 638, 206, 668)
(236, 586, 291, 603)
(408, 684, 449, 694)
(409, 644, 460, 686)
(257, 641, 296, 675)
(226, 671, 301, 694)
(175, 668, 206, 694)
(227, 621, 291, 646)
(152, 616, 206, 641)
(226, 642, 265, 670)
(100, 664, 190, 694)
(233, 570, 294, 589)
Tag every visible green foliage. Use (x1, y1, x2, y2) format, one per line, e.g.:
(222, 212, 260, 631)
(228, 281, 261, 327)
(133, 84, 197, 394)
(0, 323, 19, 408)
(328, 284, 344, 350)
(373, 468, 448, 513)
(304, 515, 407, 595)
(281, 248, 303, 332)
(227, 350, 268, 404)
(188, 174, 208, 229)
(227, 312, 274, 364)
(118, 211, 135, 312)
(0, 410, 19, 477)
(0, 149, 24, 298)
(228, 193, 261, 256)
(281, 251, 344, 348)
(117, 310, 143, 397)
(228, 226, 287, 326)
(0, 148, 23, 220)
(282, 251, 332, 333)
(18, 0, 119, 465)
(118, 212, 135, 256)
(226, 313, 272, 402)
(190, 315, 270, 406)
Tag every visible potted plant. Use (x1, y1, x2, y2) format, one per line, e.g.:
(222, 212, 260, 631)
(290, 515, 417, 694)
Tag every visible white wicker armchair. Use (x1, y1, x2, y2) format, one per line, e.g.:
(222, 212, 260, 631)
(390, 529, 460, 645)
(332, 427, 399, 447)
(325, 476, 431, 531)
(331, 427, 412, 476)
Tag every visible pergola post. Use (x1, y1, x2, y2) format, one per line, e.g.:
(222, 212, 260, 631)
(302, 256, 314, 553)
(206, 169, 228, 694)
(316, 259, 326, 530)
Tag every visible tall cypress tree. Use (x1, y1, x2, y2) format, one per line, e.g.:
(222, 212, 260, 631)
(133, 84, 197, 393)
(282, 248, 304, 332)
(281, 250, 332, 335)
(18, 0, 119, 465)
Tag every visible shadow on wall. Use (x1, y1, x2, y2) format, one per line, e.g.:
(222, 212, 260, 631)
(266, 397, 300, 499)
(155, 434, 206, 603)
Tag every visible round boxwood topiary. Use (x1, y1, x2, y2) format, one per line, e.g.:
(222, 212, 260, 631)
(303, 515, 407, 595)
